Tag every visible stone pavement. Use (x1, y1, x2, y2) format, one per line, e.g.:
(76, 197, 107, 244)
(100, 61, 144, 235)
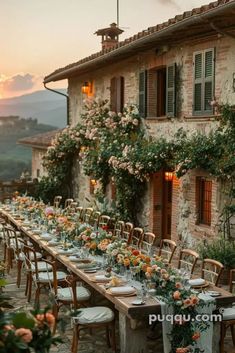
(2, 258, 235, 353)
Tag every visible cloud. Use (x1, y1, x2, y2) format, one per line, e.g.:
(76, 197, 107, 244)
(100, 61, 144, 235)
(0, 73, 44, 98)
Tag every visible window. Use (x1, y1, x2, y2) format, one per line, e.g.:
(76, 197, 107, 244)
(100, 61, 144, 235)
(110, 76, 124, 113)
(193, 48, 215, 115)
(36, 169, 40, 178)
(139, 63, 176, 118)
(196, 177, 212, 226)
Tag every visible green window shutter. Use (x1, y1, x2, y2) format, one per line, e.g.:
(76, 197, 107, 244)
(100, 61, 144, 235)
(166, 63, 176, 117)
(204, 49, 214, 112)
(193, 48, 215, 115)
(193, 52, 203, 114)
(139, 71, 147, 118)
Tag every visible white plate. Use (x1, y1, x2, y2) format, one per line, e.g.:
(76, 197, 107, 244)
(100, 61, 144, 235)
(110, 286, 135, 295)
(132, 300, 145, 305)
(57, 249, 75, 255)
(207, 291, 220, 297)
(188, 278, 205, 286)
(40, 235, 52, 241)
(83, 269, 98, 273)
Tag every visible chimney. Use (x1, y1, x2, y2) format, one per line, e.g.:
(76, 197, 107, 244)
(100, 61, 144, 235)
(95, 23, 124, 51)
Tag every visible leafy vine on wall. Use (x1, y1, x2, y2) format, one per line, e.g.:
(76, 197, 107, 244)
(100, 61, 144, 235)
(37, 99, 235, 227)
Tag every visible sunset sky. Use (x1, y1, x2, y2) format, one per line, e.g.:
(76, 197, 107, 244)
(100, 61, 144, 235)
(1, 0, 208, 98)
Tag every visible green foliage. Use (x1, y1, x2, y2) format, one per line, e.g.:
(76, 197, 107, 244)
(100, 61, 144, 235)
(197, 236, 235, 268)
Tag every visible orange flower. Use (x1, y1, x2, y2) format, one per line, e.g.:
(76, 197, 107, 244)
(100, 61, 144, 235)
(123, 258, 130, 267)
(175, 282, 182, 289)
(145, 256, 151, 263)
(132, 250, 140, 256)
(173, 290, 181, 300)
(146, 266, 153, 274)
(190, 295, 199, 306)
(192, 332, 200, 341)
(132, 258, 139, 266)
(36, 312, 55, 328)
(15, 328, 33, 343)
(183, 298, 192, 308)
(176, 348, 189, 353)
(141, 264, 148, 272)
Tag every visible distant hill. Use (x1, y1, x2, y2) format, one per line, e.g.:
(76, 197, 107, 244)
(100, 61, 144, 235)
(0, 89, 67, 128)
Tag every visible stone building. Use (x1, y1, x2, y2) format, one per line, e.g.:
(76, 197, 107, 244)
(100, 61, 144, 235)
(44, 0, 235, 244)
(18, 130, 60, 180)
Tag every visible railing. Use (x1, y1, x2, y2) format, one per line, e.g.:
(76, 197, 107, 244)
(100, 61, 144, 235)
(0, 180, 37, 202)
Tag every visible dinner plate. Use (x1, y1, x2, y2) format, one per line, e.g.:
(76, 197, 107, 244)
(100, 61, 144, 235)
(131, 299, 145, 305)
(83, 269, 99, 273)
(57, 248, 75, 255)
(40, 235, 52, 241)
(107, 286, 136, 296)
(207, 290, 220, 297)
(191, 281, 209, 289)
(188, 278, 206, 286)
(90, 275, 110, 283)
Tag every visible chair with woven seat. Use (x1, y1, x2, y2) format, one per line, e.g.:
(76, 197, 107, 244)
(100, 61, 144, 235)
(122, 222, 133, 243)
(68, 275, 116, 353)
(219, 269, 235, 353)
(158, 239, 177, 264)
(141, 232, 156, 254)
(201, 258, 224, 286)
(178, 249, 199, 276)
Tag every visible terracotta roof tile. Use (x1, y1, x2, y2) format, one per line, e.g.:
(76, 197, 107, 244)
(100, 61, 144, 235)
(44, 0, 234, 82)
(18, 130, 61, 149)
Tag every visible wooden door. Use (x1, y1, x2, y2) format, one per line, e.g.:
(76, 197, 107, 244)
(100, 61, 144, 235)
(162, 177, 173, 239)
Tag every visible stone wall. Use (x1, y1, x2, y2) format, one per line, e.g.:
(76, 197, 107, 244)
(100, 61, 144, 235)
(31, 148, 47, 180)
(68, 34, 235, 243)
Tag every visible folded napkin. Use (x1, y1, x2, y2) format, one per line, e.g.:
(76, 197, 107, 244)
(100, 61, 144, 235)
(94, 275, 110, 282)
(110, 286, 134, 295)
(188, 278, 205, 286)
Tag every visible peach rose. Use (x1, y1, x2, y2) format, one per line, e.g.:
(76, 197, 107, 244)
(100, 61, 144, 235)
(190, 295, 199, 306)
(175, 282, 182, 289)
(183, 298, 192, 308)
(36, 312, 55, 328)
(123, 258, 130, 267)
(173, 291, 181, 300)
(176, 348, 189, 353)
(15, 328, 33, 343)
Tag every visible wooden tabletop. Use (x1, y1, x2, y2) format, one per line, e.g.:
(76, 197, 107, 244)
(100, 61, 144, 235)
(2, 208, 235, 320)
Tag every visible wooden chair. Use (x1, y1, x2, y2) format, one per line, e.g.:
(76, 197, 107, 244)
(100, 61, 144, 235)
(98, 215, 110, 228)
(64, 198, 74, 209)
(141, 232, 156, 254)
(158, 239, 177, 264)
(53, 195, 62, 208)
(90, 211, 101, 226)
(178, 249, 199, 276)
(113, 221, 125, 239)
(68, 275, 117, 353)
(76, 206, 84, 221)
(129, 227, 144, 248)
(43, 260, 91, 333)
(23, 244, 67, 304)
(83, 208, 93, 223)
(67, 202, 78, 215)
(201, 258, 224, 286)
(122, 222, 133, 243)
(220, 269, 235, 353)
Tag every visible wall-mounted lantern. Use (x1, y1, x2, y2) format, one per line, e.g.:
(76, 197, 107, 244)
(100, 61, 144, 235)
(90, 178, 97, 194)
(164, 171, 174, 181)
(82, 81, 92, 95)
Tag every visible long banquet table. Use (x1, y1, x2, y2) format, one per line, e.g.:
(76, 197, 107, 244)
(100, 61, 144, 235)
(2, 208, 235, 353)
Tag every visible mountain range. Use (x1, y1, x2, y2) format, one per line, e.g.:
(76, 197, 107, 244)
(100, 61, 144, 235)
(0, 89, 67, 128)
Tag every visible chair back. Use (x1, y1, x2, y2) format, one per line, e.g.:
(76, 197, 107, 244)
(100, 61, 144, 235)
(64, 198, 74, 209)
(22, 244, 39, 278)
(67, 202, 78, 215)
(122, 222, 133, 243)
(201, 258, 224, 286)
(113, 221, 125, 239)
(229, 269, 235, 293)
(76, 206, 84, 221)
(178, 249, 199, 276)
(129, 227, 144, 248)
(98, 215, 110, 228)
(4, 225, 21, 255)
(54, 196, 62, 208)
(158, 239, 177, 264)
(141, 232, 156, 254)
(83, 208, 93, 223)
(90, 211, 101, 226)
